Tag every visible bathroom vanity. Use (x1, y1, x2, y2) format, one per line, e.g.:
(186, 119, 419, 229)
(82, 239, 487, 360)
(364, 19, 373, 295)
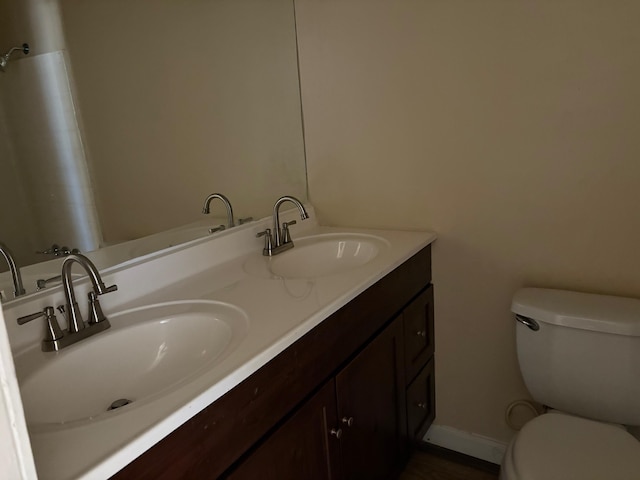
(2, 207, 436, 479)
(114, 246, 434, 480)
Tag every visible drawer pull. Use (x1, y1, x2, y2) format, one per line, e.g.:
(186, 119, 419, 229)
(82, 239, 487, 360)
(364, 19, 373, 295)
(416, 330, 426, 337)
(341, 416, 354, 427)
(417, 402, 428, 410)
(330, 428, 343, 439)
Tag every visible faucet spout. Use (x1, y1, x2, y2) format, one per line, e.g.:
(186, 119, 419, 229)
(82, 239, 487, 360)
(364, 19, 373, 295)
(272, 195, 309, 249)
(62, 254, 117, 334)
(0, 241, 25, 298)
(202, 193, 235, 228)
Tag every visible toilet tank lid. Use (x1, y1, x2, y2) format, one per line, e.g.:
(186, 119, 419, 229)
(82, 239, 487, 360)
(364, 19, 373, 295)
(512, 288, 640, 336)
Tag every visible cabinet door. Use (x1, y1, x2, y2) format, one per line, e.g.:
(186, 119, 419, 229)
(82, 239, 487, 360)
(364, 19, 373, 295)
(224, 380, 342, 480)
(335, 317, 406, 480)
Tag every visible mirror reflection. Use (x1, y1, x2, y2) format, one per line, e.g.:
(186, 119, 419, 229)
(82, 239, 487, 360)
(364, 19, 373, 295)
(0, 0, 307, 299)
(0, 0, 306, 298)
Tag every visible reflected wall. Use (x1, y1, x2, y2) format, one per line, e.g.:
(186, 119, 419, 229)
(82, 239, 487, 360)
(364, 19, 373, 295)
(60, 0, 307, 245)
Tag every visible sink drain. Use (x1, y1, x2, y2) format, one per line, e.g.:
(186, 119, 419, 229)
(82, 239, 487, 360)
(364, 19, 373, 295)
(108, 398, 133, 411)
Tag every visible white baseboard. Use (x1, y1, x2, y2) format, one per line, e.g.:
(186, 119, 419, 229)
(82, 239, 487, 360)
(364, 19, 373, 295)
(423, 424, 508, 465)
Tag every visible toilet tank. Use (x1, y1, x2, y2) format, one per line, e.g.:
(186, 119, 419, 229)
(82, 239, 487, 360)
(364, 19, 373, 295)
(512, 288, 640, 426)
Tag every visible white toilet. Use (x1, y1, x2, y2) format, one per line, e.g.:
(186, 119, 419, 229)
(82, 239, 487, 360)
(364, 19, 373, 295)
(501, 288, 640, 480)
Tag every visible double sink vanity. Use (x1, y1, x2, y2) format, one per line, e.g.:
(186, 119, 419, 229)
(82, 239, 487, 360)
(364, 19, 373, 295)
(2, 202, 436, 479)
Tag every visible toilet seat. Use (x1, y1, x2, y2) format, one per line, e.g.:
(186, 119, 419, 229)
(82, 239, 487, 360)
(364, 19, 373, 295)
(502, 413, 640, 480)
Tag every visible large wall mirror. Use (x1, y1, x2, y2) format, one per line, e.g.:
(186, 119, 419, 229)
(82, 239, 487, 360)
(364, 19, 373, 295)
(0, 0, 307, 292)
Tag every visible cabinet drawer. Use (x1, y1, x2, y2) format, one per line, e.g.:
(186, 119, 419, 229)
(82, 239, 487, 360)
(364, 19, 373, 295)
(403, 285, 434, 383)
(406, 357, 435, 441)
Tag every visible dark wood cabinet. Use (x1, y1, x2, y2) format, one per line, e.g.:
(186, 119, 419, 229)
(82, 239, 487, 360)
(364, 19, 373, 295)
(403, 285, 436, 441)
(225, 380, 341, 480)
(336, 316, 406, 480)
(112, 245, 433, 480)
(226, 316, 406, 480)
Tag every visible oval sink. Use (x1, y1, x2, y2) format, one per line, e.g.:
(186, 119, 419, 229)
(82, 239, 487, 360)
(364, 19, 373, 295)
(15, 300, 249, 429)
(268, 233, 389, 279)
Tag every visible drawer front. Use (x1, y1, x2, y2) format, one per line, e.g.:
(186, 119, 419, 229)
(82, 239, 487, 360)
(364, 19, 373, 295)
(403, 285, 434, 383)
(406, 357, 435, 440)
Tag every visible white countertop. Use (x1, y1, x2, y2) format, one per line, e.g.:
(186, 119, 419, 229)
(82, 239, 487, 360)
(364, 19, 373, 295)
(2, 208, 436, 480)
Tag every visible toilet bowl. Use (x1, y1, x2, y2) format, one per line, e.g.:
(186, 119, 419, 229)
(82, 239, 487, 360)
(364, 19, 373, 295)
(501, 288, 640, 479)
(501, 412, 640, 480)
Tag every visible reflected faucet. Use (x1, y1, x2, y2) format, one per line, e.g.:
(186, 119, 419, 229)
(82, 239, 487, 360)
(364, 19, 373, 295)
(257, 195, 309, 256)
(202, 193, 235, 230)
(62, 254, 117, 334)
(0, 241, 25, 298)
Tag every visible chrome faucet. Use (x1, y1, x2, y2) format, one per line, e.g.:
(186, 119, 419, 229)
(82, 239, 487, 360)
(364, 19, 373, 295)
(62, 254, 117, 333)
(257, 195, 309, 256)
(0, 241, 25, 299)
(202, 193, 235, 232)
(17, 253, 117, 352)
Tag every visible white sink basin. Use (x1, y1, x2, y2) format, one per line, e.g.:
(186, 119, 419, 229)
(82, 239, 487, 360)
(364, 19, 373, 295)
(268, 233, 389, 279)
(15, 300, 249, 429)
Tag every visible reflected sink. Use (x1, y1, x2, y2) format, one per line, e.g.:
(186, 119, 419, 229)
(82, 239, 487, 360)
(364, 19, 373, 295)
(128, 226, 215, 258)
(0, 272, 83, 301)
(0, 273, 50, 301)
(15, 300, 249, 429)
(268, 233, 390, 279)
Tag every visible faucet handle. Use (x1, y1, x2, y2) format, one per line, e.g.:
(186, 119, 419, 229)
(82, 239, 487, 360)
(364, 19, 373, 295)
(17, 306, 64, 343)
(281, 221, 297, 244)
(209, 225, 226, 234)
(17, 308, 51, 325)
(257, 228, 274, 256)
(37, 274, 63, 291)
(96, 283, 118, 295)
(88, 291, 109, 325)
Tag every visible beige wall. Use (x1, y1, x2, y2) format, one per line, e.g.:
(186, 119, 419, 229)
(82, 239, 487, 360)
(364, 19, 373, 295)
(296, 0, 640, 443)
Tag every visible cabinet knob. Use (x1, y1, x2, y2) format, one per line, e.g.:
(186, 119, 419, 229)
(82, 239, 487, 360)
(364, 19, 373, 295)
(417, 402, 428, 410)
(330, 428, 343, 439)
(341, 416, 354, 427)
(416, 330, 426, 337)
